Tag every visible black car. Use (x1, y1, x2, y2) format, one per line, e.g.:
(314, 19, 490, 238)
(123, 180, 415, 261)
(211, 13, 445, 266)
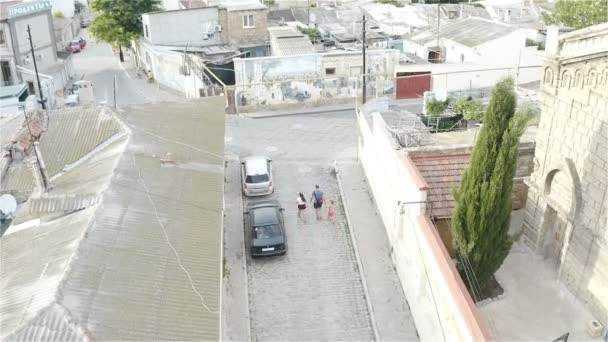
(245, 200, 287, 257)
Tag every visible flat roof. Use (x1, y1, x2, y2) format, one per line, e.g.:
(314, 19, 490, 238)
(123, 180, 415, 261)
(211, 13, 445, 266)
(0, 83, 27, 99)
(406, 17, 516, 48)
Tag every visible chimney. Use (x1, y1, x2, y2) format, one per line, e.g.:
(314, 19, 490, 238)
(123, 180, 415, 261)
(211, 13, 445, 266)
(459, 3, 464, 18)
(545, 25, 560, 57)
(504, 9, 511, 22)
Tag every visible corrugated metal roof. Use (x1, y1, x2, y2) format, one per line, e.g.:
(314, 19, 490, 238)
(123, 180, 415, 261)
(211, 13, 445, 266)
(1, 106, 125, 194)
(220, 0, 265, 11)
(0, 207, 96, 339)
(1, 98, 225, 341)
(270, 27, 315, 56)
(407, 17, 515, 48)
(8, 303, 90, 342)
(27, 194, 100, 213)
(269, 26, 302, 39)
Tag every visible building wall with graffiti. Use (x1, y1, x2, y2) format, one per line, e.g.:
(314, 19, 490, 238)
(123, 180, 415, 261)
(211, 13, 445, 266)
(233, 50, 399, 111)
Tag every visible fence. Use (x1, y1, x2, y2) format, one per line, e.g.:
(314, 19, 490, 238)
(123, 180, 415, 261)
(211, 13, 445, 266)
(219, 64, 542, 113)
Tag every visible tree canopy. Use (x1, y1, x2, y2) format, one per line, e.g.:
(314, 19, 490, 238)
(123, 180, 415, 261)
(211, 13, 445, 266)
(89, 0, 161, 50)
(543, 0, 608, 30)
(451, 78, 530, 291)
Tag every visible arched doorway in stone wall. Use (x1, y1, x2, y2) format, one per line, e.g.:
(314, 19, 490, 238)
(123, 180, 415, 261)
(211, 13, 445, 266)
(540, 160, 582, 275)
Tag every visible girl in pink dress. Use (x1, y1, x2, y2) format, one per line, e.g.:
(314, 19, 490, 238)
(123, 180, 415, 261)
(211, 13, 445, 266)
(327, 200, 336, 224)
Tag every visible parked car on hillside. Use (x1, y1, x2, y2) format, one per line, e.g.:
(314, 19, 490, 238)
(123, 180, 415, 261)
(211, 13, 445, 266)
(66, 40, 81, 53)
(81, 18, 92, 28)
(245, 200, 287, 257)
(241, 156, 274, 196)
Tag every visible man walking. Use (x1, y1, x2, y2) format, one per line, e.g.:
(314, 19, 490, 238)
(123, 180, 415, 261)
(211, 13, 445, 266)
(310, 185, 324, 220)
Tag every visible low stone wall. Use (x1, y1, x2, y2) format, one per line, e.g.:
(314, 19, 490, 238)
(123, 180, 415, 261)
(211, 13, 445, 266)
(232, 76, 395, 113)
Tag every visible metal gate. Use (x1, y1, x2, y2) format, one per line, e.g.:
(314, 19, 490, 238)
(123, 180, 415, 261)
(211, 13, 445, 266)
(396, 72, 431, 99)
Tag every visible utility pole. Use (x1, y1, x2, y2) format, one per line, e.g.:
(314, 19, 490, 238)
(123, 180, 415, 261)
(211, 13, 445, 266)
(362, 14, 367, 104)
(436, 4, 440, 63)
(307, 0, 310, 26)
(26, 25, 47, 109)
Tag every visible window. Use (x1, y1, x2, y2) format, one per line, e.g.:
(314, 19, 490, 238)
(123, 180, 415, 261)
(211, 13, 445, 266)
(246, 174, 269, 183)
(145, 51, 151, 65)
(144, 24, 149, 38)
(1, 61, 11, 83)
(27, 81, 35, 94)
(254, 225, 281, 239)
(242, 14, 254, 28)
(0, 30, 5, 44)
(325, 67, 336, 75)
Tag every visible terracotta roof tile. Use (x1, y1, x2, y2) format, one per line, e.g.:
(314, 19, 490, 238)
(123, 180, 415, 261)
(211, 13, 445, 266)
(410, 153, 471, 219)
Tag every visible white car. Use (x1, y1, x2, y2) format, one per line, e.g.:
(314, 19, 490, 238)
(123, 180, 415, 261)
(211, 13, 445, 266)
(241, 156, 274, 196)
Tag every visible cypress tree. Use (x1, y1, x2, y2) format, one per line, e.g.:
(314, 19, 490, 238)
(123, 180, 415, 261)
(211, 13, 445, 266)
(451, 77, 530, 290)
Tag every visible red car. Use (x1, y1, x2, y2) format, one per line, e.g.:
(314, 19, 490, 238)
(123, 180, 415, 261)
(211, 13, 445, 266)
(66, 40, 81, 53)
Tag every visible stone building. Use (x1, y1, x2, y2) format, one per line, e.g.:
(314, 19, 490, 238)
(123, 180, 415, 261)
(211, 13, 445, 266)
(522, 23, 608, 325)
(216, 0, 268, 57)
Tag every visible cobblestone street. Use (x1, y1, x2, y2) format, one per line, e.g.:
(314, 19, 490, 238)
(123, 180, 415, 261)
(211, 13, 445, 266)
(223, 111, 374, 340)
(222, 111, 419, 341)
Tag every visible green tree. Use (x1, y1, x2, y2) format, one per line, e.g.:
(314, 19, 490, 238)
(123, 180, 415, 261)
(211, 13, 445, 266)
(543, 0, 608, 30)
(89, 0, 161, 61)
(451, 78, 530, 291)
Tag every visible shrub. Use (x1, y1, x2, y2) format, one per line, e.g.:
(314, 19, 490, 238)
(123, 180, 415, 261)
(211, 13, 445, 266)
(297, 26, 321, 43)
(53, 11, 65, 18)
(425, 98, 449, 117)
(374, 0, 401, 6)
(454, 98, 485, 121)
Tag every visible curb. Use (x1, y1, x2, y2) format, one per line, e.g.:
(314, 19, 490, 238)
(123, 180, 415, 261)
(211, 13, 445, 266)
(237, 157, 253, 342)
(334, 160, 380, 342)
(244, 104, 355, 118)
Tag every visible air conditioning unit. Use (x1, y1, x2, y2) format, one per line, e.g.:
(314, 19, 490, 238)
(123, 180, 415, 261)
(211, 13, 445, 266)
(587, 320, 604, 338)
(22, 57, 29, 65)
(202, 32, 210, 40)
(215, 24, 222, 32)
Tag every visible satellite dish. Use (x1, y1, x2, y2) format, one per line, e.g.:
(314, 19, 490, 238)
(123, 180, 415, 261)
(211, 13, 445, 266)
(0, 194, 17, 220)
(434, 88, 448, 101)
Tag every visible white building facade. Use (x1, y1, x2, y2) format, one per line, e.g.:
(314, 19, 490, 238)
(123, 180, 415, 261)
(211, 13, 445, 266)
(142, 7, 221, 47)
(0, 0, 74, 109)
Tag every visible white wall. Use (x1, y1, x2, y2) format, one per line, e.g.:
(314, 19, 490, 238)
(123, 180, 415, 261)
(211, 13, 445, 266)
(143, 7, 220, 46)
(395, 63, 542, 92)
(475, 30, 527, 66)
(13, 14, 58, 71)
(357, 108, 490, 342)
(441, 38, 481, 64)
